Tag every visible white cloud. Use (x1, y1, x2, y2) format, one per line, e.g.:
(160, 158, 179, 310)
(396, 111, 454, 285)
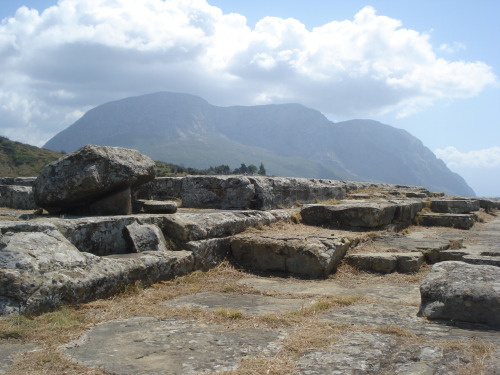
(0, 0, 497, 145)
(439, 42, 466, 54)
(435, 146, 500, 168)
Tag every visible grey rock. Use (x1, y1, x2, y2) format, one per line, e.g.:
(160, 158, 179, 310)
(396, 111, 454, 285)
(125, 222, 168, 252)
(135, 177, 183, 201)
(61, 317, 284, 375)
(0, 177, 36, 187)
(479, 198, 500, 212)
(181, 175, 255, 209)
(417, 213, 476, 230)
(137, 199, 178, 214)
(0, 185, 36, 210)
(33, 145, 155, 214)
(185, 237, 231, 271)
(164, 292, 311, 314)
(297, 331, 462, 375)
(300, 199, 423, 230)
(430, 199, 480, 214)
(346, 252, 424, 273)
(248, 176, 349, 210)
(231, 230, 351, 277)
(0, 221, 193, 314)
(462, 254, 500, 267)
(419, 261, 500, 328)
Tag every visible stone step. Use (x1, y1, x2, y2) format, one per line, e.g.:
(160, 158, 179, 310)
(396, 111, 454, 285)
(430, 198, 480, 214)
(417, 213, 476, 230)
(462, 255, 500, 267)
(300, 199, 424, 230)
(345, 252, 424, 273)
(230, 228, 355, 278)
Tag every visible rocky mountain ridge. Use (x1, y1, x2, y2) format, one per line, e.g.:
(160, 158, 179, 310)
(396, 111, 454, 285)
(44, 92, 475, 196)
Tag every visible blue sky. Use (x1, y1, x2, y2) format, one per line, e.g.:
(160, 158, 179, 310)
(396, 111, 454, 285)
(1, 0, 499, 196)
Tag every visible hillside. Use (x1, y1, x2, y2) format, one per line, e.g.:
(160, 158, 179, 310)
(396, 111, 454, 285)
(44, 92, 475, 196)
(0, 136, 64, 177)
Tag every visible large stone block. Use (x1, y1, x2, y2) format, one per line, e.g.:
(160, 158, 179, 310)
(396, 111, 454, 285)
(230, 230, 351, 278)
(33, 145, 155, 214)
(419, 261, 500, 328)
(301, 200, 400, 229)
(417, 213, 476, 230)
(181, 176, 255, 209)
(430, 199, 480, 214)
(0, 185, 36, 210)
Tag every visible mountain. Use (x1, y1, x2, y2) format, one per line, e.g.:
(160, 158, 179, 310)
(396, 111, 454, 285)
(44, 92, 475, 196)
(0, 136, 64, 177)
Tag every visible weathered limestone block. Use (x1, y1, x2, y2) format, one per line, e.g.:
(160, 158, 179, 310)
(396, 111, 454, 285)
(419, 261, 500, 328)
(346, 252, 424, 273)
(346, 253, 398, 273)
(141, 200, 177, 214)
(134, 177, 183, 201)
(0, 185, 36, 210)
(430, 199, 480, 214)
(462, 255, 500, 267)
(181, 176, 255, 209)
(479, 198, 500, 212)
(185, 237, 231, 271)
(301, 200, 403, 229)
(0, 177, 36, 187)
(248, 176, 350, 210)
(33, 145, 155, 214)
(0, 221, 193, 315)
(125, 222, 168, 252)
(417, 213, 476, 230)
(231, 230, 351, 277)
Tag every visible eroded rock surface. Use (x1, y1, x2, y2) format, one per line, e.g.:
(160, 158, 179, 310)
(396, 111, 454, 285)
(62, 317, 284, 375)
(231, 228, 353, 277)
(419, 261, 500, 328)
(33, 145, 155, 215)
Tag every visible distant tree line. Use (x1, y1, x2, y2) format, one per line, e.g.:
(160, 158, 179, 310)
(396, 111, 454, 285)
(155, 161, 266, 177)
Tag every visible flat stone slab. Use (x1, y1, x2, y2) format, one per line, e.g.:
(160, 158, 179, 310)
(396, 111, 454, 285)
(237, 277, 420, 305)
(61, 317, 284, 375)
(345, 252, 424, 273)
(297, 331, 466, 375)
(230, 229, 352, 277)
(301, 199, 423, 230)
(431, 198, 480, 214)
(420, 261, 500, 328)
(321, 302, 500, 345)
(164, 292, 313, 314)
(418, 213, 476, 230)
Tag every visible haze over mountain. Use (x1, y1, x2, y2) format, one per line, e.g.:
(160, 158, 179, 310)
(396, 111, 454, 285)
(44, 92, 475, 197)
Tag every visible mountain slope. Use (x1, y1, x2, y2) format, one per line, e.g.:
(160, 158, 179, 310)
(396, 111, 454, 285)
(44, 92, 475, 196)
(0, 136, 64, 177)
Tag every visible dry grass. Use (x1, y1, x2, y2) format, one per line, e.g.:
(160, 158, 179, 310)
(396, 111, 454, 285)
(331, 262, 431, 286)
(211, 355, 298, 375)
(442, 338, 495, 375)
(6, 349, 108, 375)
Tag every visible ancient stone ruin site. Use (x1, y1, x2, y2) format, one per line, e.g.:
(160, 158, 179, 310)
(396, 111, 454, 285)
(1, 145, 499, 374)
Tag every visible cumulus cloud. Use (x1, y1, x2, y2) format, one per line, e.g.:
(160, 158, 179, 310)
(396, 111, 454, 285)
(0, 0, 497, 145)
(435, 146, 500, 168)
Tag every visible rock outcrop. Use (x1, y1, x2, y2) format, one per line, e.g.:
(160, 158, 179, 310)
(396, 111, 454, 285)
(231, 229, 353, 277)
(33, 145, 156, 215)
(419, 261, 500, 328)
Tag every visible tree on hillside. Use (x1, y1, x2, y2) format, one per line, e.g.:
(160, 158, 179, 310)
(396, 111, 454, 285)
(258, 163, 266, 176)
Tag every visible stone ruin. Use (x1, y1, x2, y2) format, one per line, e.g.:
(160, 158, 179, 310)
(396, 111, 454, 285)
(0, 145, 499, 374)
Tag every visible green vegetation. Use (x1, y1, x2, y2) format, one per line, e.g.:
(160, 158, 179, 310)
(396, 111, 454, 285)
(0, 136, 267, 178)
(155, 160, 267, 177)
(0, 136, 64, 177)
